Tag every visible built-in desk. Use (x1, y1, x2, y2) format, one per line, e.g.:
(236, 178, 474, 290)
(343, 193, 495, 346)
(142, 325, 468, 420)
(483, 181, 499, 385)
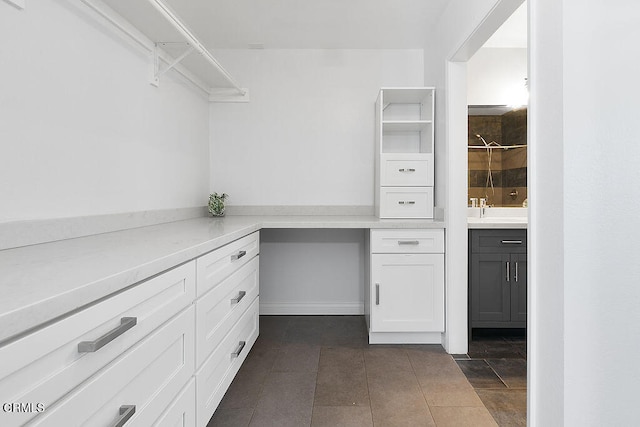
(0, 214, 445, 426)
(0, 214, 444, 345)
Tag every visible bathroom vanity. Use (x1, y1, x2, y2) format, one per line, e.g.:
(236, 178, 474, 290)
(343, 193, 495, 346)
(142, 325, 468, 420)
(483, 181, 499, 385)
(468, 228, 527, 329)
(467, 208, 527, 330)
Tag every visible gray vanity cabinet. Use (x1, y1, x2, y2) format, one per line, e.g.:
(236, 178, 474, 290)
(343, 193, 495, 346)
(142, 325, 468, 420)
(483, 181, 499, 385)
(469, 229, 527, 328)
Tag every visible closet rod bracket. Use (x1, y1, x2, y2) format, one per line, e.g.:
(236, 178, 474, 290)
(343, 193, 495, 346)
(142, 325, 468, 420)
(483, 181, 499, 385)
(150, 42, 195, 87)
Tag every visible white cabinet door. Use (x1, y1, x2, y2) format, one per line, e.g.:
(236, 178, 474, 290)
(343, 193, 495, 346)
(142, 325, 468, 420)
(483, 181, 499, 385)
(370, 253, 444, 333)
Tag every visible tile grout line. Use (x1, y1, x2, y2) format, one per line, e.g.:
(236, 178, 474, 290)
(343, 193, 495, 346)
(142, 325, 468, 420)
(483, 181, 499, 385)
(406, 348, 439, 425)
(361, 346, 375, 427)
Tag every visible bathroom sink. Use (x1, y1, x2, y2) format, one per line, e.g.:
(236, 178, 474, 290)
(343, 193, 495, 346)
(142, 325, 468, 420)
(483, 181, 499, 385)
(467, 207, 528, 227)
(467, 217, 527, 223)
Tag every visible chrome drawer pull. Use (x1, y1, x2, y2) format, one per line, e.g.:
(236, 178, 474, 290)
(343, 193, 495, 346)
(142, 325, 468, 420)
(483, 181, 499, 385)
(506, 262, 510, 282)
(501, 240, 523, 245)
(375, 283, 380, 305)
(398, 201, 416, 205)
(398, 240, 420, 245)
(231, 250, 247, 261)
(515, 262, 519, 282)
(78, 317, 137, 353)
(231, 340, 246, 358)
(398, 168, 416, 172)
(231, 290, 246, 304)
(112, 405, 135, 427)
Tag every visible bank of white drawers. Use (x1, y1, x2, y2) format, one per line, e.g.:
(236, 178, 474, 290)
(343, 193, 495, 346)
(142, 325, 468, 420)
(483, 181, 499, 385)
(0, 230, 260, 427)
(29, 306, 195, 426)
(0, 261, 196, 427)
(195, 232, 260, 426)
(196, 256, 259, 367)
(196, 298, 259, 427)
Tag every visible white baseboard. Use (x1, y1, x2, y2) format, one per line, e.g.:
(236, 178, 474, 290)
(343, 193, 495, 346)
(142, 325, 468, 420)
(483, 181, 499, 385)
(259, 302, 364, 315)
(368, 331, 443, 345)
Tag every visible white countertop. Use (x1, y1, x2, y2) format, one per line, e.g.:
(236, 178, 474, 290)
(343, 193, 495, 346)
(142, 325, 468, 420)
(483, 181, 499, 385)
(0, 215, 444, 344)
(467, 217, 528, 229)
(467, 207, 528, 229)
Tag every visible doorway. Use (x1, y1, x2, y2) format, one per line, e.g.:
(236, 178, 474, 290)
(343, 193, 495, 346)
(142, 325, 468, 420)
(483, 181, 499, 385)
(445, 1, 529, 425)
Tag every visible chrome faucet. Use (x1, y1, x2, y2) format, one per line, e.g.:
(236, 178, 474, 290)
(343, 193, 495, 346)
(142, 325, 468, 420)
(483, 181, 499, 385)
(479, 198, 487, 218)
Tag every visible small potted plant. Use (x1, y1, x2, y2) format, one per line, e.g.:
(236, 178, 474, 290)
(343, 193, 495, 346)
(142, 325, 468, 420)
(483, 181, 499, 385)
(208, 192, 228, 217)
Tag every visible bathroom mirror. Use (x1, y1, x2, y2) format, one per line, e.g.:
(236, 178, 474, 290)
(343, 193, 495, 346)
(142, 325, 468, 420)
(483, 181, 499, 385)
(468, 106, 527, 207)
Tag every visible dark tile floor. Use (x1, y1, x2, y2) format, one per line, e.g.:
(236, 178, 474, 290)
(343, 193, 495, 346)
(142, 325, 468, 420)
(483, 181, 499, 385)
(454, 329, 527, 427)
(208, 316, 498, 427)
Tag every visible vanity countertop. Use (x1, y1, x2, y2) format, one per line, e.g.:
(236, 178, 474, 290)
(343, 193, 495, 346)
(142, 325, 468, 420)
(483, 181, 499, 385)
(0, 214, 444, 344)
(467, 207, 528, 229)
(467, 217, 528, 229)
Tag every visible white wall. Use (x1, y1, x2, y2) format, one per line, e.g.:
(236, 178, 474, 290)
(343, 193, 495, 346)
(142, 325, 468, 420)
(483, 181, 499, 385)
(467, 48, 528, 105)
(528, 0, 564, 424)
(532, 0, 640, 425)
(426, 0, 523, 355)
(0, 1, 209, 222)
(259, 229, 365, 314)
(209, 49, 424, 206)
(208, 49, 423, 311)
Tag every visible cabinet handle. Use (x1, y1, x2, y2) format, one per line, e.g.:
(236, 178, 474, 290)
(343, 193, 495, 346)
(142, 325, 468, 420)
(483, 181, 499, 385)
(515, 261, 519, 282)
(398, 168, 416, 172)
(398, 240, 419, 245)
(111, 405, 135, 427)
(231, 290, 246, 304)
(231, 340, 246, 358)
(506, 262, 510, 282)
(231, 250, 247, 261)
(78, 317, 137, 353)
(501, 240, 523, 245)
(375, 283, 380, 305)
(398, 201, 416, 205)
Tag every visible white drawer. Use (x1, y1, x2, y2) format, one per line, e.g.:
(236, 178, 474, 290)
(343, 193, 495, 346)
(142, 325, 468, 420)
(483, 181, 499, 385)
(28, 306, 195, 427)
(196, 256, 259, 368)
(380, 153, 433, 186)
(0, 262, 196, 427)
(379, 187, 434, 218)
(196, 297, 259, 427)
(197, 231, 259, 297)
(371, 229, 444, 254)
(153, 378, 196, 427)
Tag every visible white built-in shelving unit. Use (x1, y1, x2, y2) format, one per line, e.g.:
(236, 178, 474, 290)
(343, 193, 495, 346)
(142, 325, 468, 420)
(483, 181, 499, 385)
(375, 87, 435, 218)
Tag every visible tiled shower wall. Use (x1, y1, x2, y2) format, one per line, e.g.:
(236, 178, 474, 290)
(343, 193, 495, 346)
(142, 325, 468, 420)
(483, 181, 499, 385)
(468, 109, 527, 207)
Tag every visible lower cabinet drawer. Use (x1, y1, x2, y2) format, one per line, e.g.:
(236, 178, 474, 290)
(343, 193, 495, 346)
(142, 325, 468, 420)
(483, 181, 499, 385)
(371, 229, 444, 254)
(196, 256, 259, 368)
(380, 153, 433, 187)
(153, 378, 196, 427)
(196, 297, 259, 427)
(379, 187, 434, 218)
(470, 229, 527, 254)
(197, 231, 260, 297)
(28, 306, 195, 427)
(0, 262, 196, 427)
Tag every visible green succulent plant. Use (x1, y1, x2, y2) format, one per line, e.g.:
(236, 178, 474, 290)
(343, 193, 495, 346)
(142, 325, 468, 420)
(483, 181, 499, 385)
(208, 192, 228, 216)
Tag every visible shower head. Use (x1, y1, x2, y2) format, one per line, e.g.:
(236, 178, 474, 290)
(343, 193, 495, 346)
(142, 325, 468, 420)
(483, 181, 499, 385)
(475, 134, 488, 146)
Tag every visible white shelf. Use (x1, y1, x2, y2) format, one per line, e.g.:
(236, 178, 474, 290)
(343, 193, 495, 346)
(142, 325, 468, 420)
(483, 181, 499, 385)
(381, 87, 435, 104)
(81, 0, 248, 101)
(382, 121, 432, 132)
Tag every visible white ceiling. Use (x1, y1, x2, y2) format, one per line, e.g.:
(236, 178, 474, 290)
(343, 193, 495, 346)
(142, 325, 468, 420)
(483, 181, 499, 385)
(162, 0, 451, 49)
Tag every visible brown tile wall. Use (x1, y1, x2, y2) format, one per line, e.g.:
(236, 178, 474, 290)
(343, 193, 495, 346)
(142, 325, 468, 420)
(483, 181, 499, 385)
(468, 111, 527, 206)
